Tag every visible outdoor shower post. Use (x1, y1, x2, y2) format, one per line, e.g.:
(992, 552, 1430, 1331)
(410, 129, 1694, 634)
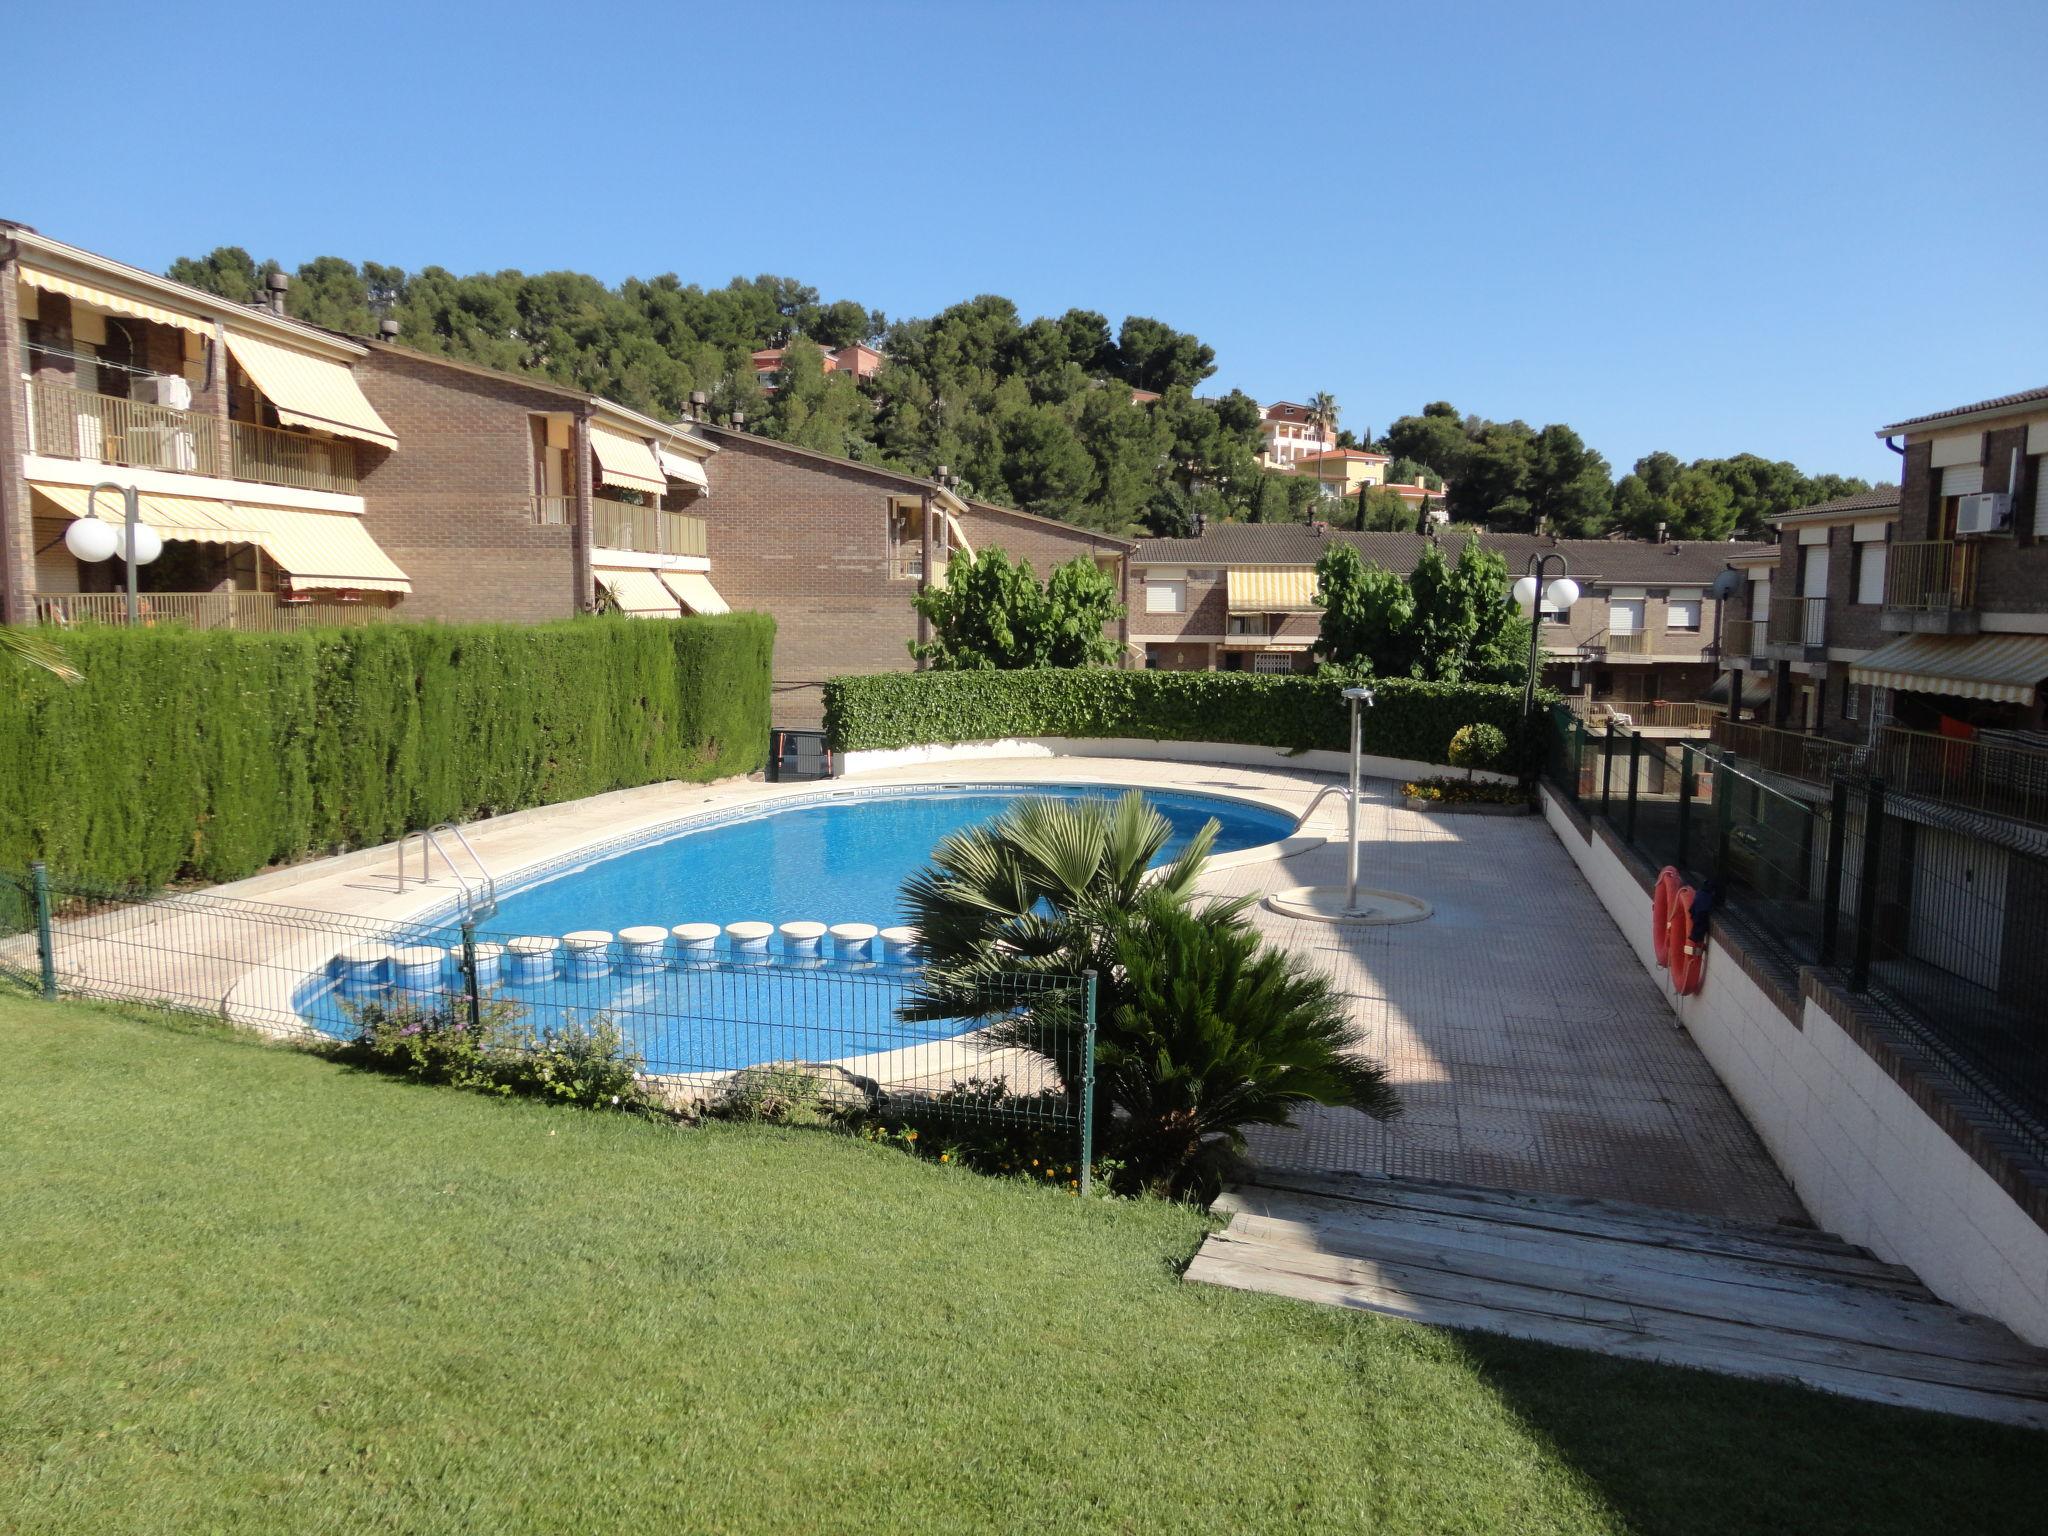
(1079, 969, 1098, 1197)
(30, 860, 55, 1001)
(1341, 686, 1375, 914)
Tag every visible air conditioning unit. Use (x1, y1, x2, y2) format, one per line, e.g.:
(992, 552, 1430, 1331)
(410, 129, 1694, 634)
(1956, 491, 2012, 536)
(132, 374, 194, 411)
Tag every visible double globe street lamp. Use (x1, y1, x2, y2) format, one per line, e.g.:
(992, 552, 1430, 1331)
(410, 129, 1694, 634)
(1511, 556, 1579, 722)
(62, 482, 161, 625)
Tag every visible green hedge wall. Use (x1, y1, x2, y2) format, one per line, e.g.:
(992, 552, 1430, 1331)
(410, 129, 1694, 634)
(0, 614, 774, 889)
(822, 668, 1550, 770)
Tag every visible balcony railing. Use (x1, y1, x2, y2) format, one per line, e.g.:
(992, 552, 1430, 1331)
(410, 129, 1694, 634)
(1886, 540, 1979, 615)
(1722, 617, 1764, 660)
(533, 494, 574, 527)
(1708, 719, 1861, 786)
(1564, 697, 1722, 730)
(25, 377, 222, 477)
(589, 497, 708, 558)
(229, 420, 359, 494)
(1603, 628, 1652, 656)
(1868, 725, 2048, 829)
(27, 378, 361, 495)
(1769, 595, 1828, 649)
(31, 591, 389, 632)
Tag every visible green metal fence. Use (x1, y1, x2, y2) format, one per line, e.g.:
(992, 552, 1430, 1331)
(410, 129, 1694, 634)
(2, 865, 1100, 1185)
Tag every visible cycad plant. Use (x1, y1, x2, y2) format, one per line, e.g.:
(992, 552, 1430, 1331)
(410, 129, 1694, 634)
(900, 791, 1398, 1196)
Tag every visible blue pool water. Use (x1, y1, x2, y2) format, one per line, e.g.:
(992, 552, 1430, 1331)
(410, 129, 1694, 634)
(297, 785, 1294, 1072)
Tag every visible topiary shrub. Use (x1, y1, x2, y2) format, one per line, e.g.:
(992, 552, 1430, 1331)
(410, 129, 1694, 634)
(1446, 722, 1510, 779)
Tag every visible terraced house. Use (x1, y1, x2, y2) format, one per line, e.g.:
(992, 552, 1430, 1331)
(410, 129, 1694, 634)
(0, 224, 414, 626)
(1131, 522, 1767, 725)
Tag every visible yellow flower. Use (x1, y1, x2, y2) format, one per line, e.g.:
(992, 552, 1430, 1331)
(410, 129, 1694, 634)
(939, 1154, 950, 1163)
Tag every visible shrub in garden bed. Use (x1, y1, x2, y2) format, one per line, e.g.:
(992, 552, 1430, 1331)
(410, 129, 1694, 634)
(1402, 777, 1532, 807)
(330, 995, 649, 1111)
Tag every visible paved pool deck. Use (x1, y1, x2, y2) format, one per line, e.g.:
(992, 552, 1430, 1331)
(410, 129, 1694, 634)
(171, 754, 1802, 1226)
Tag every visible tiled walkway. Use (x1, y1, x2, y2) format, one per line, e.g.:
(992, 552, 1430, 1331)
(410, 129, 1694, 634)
(155, 753, 1804, 1225)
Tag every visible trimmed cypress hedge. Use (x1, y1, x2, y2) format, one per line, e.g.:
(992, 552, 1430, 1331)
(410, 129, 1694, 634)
(821, 668, 1550, 771)
(0, 614, 773, 889)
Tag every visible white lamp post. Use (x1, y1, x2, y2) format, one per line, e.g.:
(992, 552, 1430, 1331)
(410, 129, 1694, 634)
(1513, 557, 1578, 722)
(65, 482, 160, 625)
(1342, 684, 1375, 914)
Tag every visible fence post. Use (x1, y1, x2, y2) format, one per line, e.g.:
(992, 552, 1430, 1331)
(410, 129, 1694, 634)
(1079, 969, 1098, 1198)
(459, 919, 483, 1035)
(1850, 780, 1886, 992)
(1601, 720, 1617, 815)
(1624, 730, 1642, 845)
(1713, 757, 1734, 878)
(30, 861, 56, 1002)
(1676, 744, 1694, 869)
(1820, 779, 1849, 966)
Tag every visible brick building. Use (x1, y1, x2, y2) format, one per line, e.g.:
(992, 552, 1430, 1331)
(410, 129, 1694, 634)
(683, 424, 1132, 724)
(1131, 522, 1767, 718)
(349, 344, 720, 625)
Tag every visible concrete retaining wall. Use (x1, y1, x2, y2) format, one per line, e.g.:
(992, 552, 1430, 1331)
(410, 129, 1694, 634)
(1540, 784, 2048, 1344)
(839, 736, 1518, 788)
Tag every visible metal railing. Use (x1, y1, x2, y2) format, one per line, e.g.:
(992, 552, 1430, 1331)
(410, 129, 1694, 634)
(1708, 719, 1861, 786)
(1542, 709, 2048, 1162)
(1769, 595, 1828, 649)
(2, 865, 1100, 1181)
(230, 420, 359, 494)
(532, 494, 574, 526)
(1867, 725, 2048, 829)
(1560, 696, 1721, 730)
(25, 377, 222, 477)
(1721, 617, 1764, 660)
(589, 497, 708, 557)
(30, 591, 388, 631)
(1602, 628, 1652, 656)
(1886, 540, 1979, 615)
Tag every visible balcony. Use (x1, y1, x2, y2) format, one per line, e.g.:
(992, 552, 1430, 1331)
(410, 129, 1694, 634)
(26, 378, 361, 495)
(1602, 628, 1653, 657)
(1884, 540, 1980, 633)
(26, 376, 221, 476)
(1565, 697, 1722, 731)
(1867, 725, 2048, 829)
(1708, 719, 1860, 788)
(589, 496, 707, 558)
(1768, 595, 1828, 653)
(229, 420, 359, 495)
(1721, 617, 1765, 662)
(31, 591, 387, 632)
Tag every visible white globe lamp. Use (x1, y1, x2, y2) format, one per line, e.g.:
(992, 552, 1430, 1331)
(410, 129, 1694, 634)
(64, 517, 120, 564)
(1544, 576, 1580, 611)
(1511, 574, 1539, 614)
(122, 523, 163, 566)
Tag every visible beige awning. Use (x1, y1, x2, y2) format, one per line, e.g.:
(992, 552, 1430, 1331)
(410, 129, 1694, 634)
(1220, 638, 1313, 652)
(34, 482, 410, 591)
(20, 267, 211, 336)
(657, 443, 711, 492)
(592, 424, 667, 494)
(660, 570, 730, 615)
(31, 482, 256, 544)
(1226, 567, 1319, 613)
(230, 505, 412, 592)
(222, 330, 397, 449)
(597, 567, 682, 617)
(1849, 632, 2048, 706)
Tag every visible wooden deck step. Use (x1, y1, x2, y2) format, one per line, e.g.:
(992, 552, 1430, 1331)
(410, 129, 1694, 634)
(1188, 1175, 2048, 1430)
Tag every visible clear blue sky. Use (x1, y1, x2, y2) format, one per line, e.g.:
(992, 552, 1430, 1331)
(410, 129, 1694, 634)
(8, 1, 2043, 482)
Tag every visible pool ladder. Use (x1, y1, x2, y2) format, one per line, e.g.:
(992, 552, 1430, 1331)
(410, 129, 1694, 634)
(1295, 783, 1360, 836)
(395, 822, 499, 921)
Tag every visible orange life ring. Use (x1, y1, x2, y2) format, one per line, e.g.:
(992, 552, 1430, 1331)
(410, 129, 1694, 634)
(1669, 886, 1706, 995)
(1651, 867, 1682, 967)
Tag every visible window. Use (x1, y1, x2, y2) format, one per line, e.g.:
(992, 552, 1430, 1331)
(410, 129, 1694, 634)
(1843, 683, 1860, 722)
(1855, 543, 1887, 605)
(1666, 597, 1701, 631)
(1144, 581, 1185, 615)
(1251, 653, 1296, 674)
(1226, 614, 1271, 638)
(1609, 598, 1644, 633)
(887, 500, 924, 580)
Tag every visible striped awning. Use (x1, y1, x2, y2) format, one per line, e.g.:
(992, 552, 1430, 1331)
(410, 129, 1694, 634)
(222, 330, 397, 449)
(1849, 632, 2048, 706)
(1220, 638, 1313, 652)
(597, 567, 682, 617)
(656, 443, 711, 492)
(660, 570, 730, 615)
(1226, 567, 1319, 613)
(591, 424, 667, 494)
(32, 482, 410, 591)
(20, 267, 211, 336)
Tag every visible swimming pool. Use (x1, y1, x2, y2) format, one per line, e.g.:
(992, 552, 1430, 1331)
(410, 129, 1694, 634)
(295, 784, 1295, 1072)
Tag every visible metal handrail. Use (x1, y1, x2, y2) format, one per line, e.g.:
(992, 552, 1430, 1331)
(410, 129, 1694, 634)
(1294, 783, 1357, 835)
(395, 822, 498, 918)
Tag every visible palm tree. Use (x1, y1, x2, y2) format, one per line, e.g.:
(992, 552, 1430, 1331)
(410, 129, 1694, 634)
(1306, 391, 1340, 505)
(1, 627, 80, 684)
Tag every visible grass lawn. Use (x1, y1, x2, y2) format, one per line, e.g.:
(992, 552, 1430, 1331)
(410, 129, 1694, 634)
(3, 996, 2043, 1535)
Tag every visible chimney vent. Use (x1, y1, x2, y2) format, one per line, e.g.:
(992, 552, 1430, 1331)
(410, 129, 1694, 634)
(265, 270, 290, 315)
(1655, 520, 1669, 544)
(377, 317, 400, 339)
